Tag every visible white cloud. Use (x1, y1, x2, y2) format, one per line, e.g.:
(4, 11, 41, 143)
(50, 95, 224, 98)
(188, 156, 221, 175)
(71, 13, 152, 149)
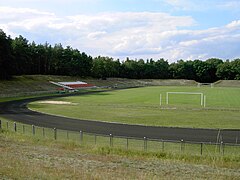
(0, 7, 58, 31)
(218, 1, 240, 10)
(0, 6, 55, 19)
(0, 6, 240, 61)
(1, 0, 100, 3)
(87, 31, 107, 40)
(163, 0, 195, 10)
(226, 20, 240, 29)
(161, 21, 240, 60)
(162, 0, 240, 12)
(162, 0, 217, 11)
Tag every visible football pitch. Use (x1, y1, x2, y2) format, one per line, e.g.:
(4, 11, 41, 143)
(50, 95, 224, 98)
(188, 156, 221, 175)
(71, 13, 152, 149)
(29, 86, 240, 129)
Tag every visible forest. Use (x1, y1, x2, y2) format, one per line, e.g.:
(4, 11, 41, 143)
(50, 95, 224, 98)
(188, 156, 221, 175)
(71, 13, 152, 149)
(0, 29, 239, 82)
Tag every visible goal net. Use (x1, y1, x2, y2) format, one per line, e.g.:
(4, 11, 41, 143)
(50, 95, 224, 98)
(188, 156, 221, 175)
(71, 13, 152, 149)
(166, 92, 204, 107)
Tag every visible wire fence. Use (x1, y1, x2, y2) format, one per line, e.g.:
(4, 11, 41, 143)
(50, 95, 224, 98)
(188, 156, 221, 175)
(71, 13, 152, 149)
(1, 119, 239, 157)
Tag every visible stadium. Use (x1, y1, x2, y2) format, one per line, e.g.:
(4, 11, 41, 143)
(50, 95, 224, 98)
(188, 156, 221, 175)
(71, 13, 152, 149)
(0, 76, 240, 179)
(1, 78, 239, 143)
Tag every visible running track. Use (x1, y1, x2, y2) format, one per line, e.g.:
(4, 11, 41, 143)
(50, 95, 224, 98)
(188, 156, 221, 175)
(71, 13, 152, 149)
(0, 92, 239, 143)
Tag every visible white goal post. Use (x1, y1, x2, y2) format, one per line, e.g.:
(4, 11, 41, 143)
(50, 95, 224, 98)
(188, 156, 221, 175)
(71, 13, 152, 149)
(166, 92, 204, 106)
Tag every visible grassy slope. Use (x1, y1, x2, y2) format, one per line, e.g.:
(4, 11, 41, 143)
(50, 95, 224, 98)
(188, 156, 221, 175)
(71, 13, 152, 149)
(0, 130, 239, 179)
(0, 75, 197, 97)
(215, 80, 240, 87)
(1, 75, 239, 99)
(29, 86, 240, 129)
(0, 75, 86, 98)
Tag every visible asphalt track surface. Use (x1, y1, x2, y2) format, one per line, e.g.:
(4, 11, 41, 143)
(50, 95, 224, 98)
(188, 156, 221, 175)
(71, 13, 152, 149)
(0, 91, 239, 143)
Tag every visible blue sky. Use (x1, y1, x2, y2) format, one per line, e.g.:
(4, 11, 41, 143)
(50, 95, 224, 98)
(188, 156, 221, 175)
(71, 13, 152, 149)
(0, 0, 240, 62)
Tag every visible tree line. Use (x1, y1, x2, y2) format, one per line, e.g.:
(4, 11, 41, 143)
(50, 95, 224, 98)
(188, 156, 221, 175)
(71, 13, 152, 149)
(0, 29, 239, 82)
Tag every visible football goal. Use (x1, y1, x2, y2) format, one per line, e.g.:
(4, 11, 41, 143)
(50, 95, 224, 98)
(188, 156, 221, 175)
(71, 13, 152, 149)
(197, 83, 214, 88)
(166, 92, 205, 107)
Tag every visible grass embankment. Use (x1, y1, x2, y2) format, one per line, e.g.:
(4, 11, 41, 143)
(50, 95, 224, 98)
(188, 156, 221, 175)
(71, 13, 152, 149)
(1, 75, 239, 99)
(214, 80, 240, 87)
(0, 75, 198, 98)
(29, 86, 240, 129)
(0, 129, 239, 179)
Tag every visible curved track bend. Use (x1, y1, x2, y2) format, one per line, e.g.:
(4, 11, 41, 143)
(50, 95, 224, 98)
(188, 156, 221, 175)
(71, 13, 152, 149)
(0, 92, 239, 143)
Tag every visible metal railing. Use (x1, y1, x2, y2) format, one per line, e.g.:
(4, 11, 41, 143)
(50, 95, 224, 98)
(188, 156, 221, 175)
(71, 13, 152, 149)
(1, 119, 239, 157)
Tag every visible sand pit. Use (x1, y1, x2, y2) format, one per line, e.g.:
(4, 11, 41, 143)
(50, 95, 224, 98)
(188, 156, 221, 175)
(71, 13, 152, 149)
(37, 101, 78, 105)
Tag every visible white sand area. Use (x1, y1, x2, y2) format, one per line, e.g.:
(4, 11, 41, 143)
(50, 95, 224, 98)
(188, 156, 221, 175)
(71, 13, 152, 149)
(37, 101, 78, 105)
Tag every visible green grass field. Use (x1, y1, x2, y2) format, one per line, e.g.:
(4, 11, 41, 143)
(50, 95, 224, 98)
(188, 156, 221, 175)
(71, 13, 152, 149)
(29, 86, 240, 129)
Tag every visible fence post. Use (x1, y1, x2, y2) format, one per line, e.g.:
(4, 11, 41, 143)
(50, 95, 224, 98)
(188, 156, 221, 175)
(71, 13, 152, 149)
(180, 139, 185, 153)
(6, 121, 8, 129)
(94, 134, 97, 145)
(67, 131, 69, 140)
(22, 125, 25, 134)
(200, 143, 203, 155)
(110, 134, 113, 147)
(42, 128, 45, 137)
(80, 131, 83, 144)
(218, 142, 221, 154)
(0, 120, 2, 129)
(54, 128, 57, 140)
(14, 122, 17, 132)
(32, 125, 35, 135)
(221, 141, 224, 156)
(144, 137, 147, 151)
(126, 138, 129, 150)
(162, 140, 165, 151)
